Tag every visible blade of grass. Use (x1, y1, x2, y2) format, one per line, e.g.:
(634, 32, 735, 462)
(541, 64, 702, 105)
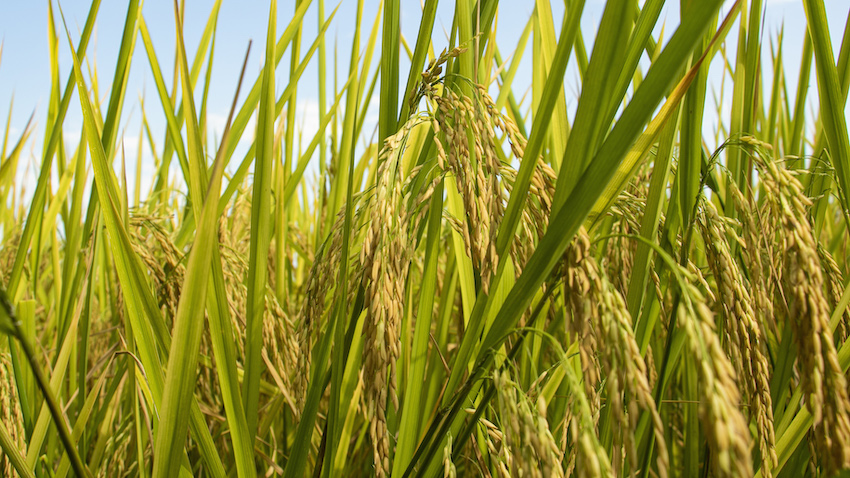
(151, 10, 235, 476)
(379, 0, 400, 144)
(325, 0, 366, 470)
(0, 288, 90, 478)
(7, 0, 100, 302)
(243, 0, 277, 443)
(59, 12, 227, 476)
(803, 0, 850, 218)
(553, 0, 636, 205)
(397, 0, 438, 123)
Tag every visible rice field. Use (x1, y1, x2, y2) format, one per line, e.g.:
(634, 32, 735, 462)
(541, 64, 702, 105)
(1, 0, 849, 477)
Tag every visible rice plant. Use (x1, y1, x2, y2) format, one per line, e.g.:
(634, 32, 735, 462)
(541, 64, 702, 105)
(1, 0, 849, 477)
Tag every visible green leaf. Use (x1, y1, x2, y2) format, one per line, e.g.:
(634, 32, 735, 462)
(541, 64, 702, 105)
(243, 0, 277, 442)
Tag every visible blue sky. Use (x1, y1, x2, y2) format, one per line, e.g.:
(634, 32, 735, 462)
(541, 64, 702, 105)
(0, 1, 848, 202)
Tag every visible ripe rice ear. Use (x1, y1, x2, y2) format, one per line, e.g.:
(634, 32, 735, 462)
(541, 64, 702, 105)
(699, 200, 776, 476)
(743, 138, 850, 473)
(361, 118, 420, 477)
(563, 227, 669, 477)
(678, 285, 753, 478)
(493, 369, 564, 478)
